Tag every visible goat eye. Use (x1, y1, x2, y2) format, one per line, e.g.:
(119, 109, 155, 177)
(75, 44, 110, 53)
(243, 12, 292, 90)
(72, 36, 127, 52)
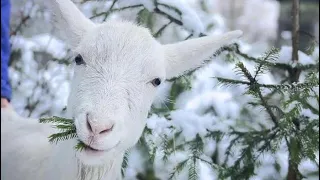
(75, 54, 85, 65)
(151, 78, 161, 87)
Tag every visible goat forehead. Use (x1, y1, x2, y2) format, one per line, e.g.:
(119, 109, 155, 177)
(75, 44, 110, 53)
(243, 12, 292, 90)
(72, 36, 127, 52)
(78, 23, 160, 60)
(76, 23, 164, 77)
(76, 22, 164, 77)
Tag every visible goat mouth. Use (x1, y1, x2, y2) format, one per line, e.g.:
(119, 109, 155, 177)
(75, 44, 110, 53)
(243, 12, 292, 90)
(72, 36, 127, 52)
(80, 141, 121, 153)
(84, 145, 102, 152)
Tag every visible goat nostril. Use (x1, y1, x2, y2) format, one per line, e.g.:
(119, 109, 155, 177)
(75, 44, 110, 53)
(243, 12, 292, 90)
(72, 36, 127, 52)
(99, 124, 114, 134)
(86, 113, 93, 132)
(85, 113, 114, 134)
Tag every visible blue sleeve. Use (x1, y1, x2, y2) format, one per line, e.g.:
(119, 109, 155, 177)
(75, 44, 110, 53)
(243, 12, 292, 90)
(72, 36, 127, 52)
(1, 0, 12, 101)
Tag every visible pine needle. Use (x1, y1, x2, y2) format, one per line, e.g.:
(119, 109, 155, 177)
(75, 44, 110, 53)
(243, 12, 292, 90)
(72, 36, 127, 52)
(39, 116, 85, 151)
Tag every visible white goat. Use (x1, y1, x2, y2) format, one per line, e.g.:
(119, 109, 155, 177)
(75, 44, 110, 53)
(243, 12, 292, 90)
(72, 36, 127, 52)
(1, 0, 243, 179)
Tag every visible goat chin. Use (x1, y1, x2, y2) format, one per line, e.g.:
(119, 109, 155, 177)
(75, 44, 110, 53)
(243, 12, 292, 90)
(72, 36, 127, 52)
(1, 107, 123, 180)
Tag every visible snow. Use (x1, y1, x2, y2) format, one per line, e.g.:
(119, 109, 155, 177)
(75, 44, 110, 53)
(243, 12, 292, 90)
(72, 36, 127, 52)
(11, 34, 67, 59)
(203, 140, 216, 157)
(199, 161, 215, 180)
(276, 147, 289, 178)
(301, 108, 319, 120)
(237, 0, 280, 43)
(281, 31, 292, 40)
(9, 34, 71, 118)
(124, 147, 147, 180)
(158, 0, 204, 36)
(147, 114, 172, 136)
(140, 0, 156, 11)
(299, 159, 319, 178)
(184, 91, 240, 119)
(171, 110, 214, 141)
(80, 1, 113, 19)
(278, 46, 316, 65)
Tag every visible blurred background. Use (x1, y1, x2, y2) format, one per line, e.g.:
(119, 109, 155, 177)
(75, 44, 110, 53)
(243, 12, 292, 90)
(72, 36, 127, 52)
(6, 0, 319, 179)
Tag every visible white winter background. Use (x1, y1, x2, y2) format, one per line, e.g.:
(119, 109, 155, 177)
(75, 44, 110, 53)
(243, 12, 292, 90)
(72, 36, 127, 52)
(8, 0, 319, 179)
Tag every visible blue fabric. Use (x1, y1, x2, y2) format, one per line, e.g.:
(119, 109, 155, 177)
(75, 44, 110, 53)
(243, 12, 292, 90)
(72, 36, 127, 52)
(1, 0, 11, 101)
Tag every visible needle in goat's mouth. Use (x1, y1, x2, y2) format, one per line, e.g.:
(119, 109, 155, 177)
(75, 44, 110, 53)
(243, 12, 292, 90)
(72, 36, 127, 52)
(79, 140, 121, 152)
(80, 141, 101, 151)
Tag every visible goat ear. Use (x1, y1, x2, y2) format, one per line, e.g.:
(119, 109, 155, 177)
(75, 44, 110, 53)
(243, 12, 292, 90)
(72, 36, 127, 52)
(163, 30, 243, 79)
(50, 0, 95, 47)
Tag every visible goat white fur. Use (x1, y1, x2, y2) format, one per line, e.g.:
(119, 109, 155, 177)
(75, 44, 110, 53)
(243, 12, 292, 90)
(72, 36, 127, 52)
(1, 0, 243, 179)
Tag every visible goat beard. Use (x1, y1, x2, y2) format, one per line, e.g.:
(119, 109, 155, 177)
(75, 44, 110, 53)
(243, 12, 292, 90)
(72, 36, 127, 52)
(76, 160, 110, 180)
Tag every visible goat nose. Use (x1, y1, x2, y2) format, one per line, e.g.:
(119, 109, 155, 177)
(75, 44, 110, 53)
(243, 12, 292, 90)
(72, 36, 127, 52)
(86, 113, 114, 135)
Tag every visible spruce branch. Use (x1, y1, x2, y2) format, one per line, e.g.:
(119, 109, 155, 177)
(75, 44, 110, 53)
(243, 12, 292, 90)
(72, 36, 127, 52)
(190, 134, 204, 157)
(253, 47, 280, 80)
(109, 0, 118, 11)
(39, 116, 74, 125)
(248, 102, 285, 118)
(89, 4, 144, 20)
(52, 124, 76, 131)
(39, 116, 86, 151)
(48, 129, 77, 144)
(216, 77, 250, 86)
(75, 140, 87, 151)
(217, 77, 318, 93)
(195, 156, 219, 169)
(121, 150, 130, 177)
(157, 3, 182, 16)
(236, 62, 256, 83)
(220, 43, 318, 71)
(154, 7, 182, 26)
(220, 128, 280, 179)
(168, 159, 189, 180)
(184, 33, 194, 40)
(153, 20, 173, 38)
(258, 82, 318, 91)
(235, 62, 279, 126)
(257, 89, 279, 126)
(205, 130, 224, 141)
(153, 1, 183, 26)
(188, 157, 198, 180)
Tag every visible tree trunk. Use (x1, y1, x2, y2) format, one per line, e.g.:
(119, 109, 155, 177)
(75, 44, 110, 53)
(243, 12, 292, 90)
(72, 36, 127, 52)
(288, 0, 301, 84)
(291, 0, 300, 64)
(287, 0, 300, 180)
